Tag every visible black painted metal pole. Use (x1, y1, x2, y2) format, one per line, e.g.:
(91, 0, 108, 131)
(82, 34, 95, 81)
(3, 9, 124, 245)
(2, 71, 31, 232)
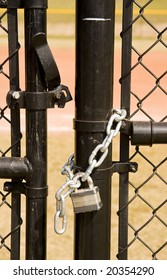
(118, 0, 133, 260)
(74, 0, 115, 259)
(24, 1, 48, 259)
(8, 8, 21, 260)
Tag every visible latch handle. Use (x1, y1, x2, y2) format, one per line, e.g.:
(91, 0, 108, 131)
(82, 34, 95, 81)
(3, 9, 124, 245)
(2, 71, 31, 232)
(32, 32, 61, 90)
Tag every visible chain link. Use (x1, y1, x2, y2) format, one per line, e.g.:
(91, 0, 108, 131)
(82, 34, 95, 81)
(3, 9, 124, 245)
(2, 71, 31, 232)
(82, 109, 127, 181)
(54, 109, 127, 234)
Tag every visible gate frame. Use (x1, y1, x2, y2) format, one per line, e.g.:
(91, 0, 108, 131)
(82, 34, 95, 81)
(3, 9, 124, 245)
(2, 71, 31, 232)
(0, 0, 71, 260)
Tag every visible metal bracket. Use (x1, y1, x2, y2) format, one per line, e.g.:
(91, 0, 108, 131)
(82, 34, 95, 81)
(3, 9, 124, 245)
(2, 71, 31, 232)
(74, 119, 108, 132)
(4, 181, 48, 198)
(110, 161, 138, 174)
(5, 24, 72, 109)
(87, 161, 138, 180)
(0, 0, 7, 8)
(120, 119, 132, 135)
(7, 85, 72, 109)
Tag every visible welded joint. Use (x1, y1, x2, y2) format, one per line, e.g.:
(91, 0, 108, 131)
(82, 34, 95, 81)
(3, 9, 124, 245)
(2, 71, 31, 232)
(0, 156, 48, 199)
(0, 156, 48, 198)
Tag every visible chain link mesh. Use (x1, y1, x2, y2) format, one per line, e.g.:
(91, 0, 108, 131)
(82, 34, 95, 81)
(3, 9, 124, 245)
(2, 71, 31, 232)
(118, 0, 167, 259)
(0, 8, 22, 260)
(0, 8, 11, 259)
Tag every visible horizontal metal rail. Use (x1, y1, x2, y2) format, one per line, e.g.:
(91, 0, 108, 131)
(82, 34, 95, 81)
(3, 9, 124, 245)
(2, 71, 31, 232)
(122, 121, 167, 146)
(0, 157, 32, 179)
(131, 122, 167, 146)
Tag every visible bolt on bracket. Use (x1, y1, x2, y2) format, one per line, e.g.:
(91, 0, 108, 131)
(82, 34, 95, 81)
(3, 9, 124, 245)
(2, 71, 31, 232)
(7, 85, 72, 110)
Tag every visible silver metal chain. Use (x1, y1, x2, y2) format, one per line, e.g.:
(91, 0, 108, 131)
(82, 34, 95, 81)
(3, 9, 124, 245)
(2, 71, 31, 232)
(54, 109, 127, 234)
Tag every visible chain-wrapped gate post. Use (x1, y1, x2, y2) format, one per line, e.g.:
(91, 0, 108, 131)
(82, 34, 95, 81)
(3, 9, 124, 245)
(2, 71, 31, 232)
(74, 0, 116, 259)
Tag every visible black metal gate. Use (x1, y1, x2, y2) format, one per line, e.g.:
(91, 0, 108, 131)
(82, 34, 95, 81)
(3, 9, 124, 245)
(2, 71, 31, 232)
(0, 0, 166, 260)
(0, 1, 22, 260)
(0, 0, 72, 260)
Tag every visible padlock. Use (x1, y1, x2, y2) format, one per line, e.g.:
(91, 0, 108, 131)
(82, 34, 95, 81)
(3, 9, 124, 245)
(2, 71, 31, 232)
(71, 185, 103, 214)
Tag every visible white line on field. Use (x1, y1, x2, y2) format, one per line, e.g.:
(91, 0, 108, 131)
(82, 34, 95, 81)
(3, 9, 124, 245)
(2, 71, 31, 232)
(83, 18, 111, 21)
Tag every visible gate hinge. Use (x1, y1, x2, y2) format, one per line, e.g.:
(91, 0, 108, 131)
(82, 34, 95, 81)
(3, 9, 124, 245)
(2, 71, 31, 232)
(4, 181, 48, 198)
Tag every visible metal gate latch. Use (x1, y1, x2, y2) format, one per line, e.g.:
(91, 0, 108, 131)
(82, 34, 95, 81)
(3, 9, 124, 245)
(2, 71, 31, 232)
(7, 32, 72, 110)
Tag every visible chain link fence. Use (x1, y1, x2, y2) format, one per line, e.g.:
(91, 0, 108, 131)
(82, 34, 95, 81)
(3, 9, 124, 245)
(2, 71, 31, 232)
(0, 8, 11, 259)
(0, 7, 22, 260)
(118, 0, 167, 259)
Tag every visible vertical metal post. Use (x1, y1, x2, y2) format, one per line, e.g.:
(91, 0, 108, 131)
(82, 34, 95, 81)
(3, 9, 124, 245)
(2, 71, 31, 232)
(24, 1, 48, 259)
(118, 0, 133, 260)
(74, 0, 115, 259)
(8, 9, 21, 260)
